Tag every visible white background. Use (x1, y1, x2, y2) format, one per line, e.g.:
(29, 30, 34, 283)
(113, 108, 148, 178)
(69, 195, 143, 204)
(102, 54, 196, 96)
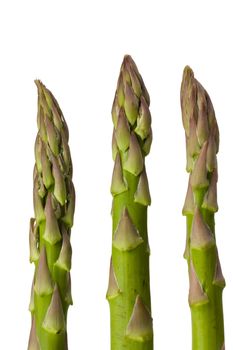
(0, 0, 232, 349)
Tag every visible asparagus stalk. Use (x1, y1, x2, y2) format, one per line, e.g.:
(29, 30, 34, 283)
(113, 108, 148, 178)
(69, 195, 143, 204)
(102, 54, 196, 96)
(181, 66, 225, 350)
(28, 81, 75, 350)
(107, 55, 153, 350)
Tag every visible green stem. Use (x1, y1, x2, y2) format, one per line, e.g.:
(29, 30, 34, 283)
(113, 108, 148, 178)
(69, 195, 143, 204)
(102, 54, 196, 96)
(107, 55, 153, 350)
(28, 81, 74, 350)
(189, 194, 224, 350)
(110, 171, 152, 350)
(181, 66, 225, 350)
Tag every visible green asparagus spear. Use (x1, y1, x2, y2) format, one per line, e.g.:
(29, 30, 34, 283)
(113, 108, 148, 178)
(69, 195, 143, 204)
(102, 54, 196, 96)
(28, 81, 75, 350)
(107, 55, 153, 350)
(181, 66, 225, 350)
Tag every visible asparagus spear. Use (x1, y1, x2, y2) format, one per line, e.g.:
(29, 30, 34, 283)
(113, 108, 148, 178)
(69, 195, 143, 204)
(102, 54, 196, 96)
(181, 66, 225, 350)
(28, 81, 75, 350)
(107, 55, 153, 350)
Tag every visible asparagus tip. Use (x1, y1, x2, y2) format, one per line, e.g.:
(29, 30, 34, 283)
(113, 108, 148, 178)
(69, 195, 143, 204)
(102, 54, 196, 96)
(182, 65, 194, 79)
